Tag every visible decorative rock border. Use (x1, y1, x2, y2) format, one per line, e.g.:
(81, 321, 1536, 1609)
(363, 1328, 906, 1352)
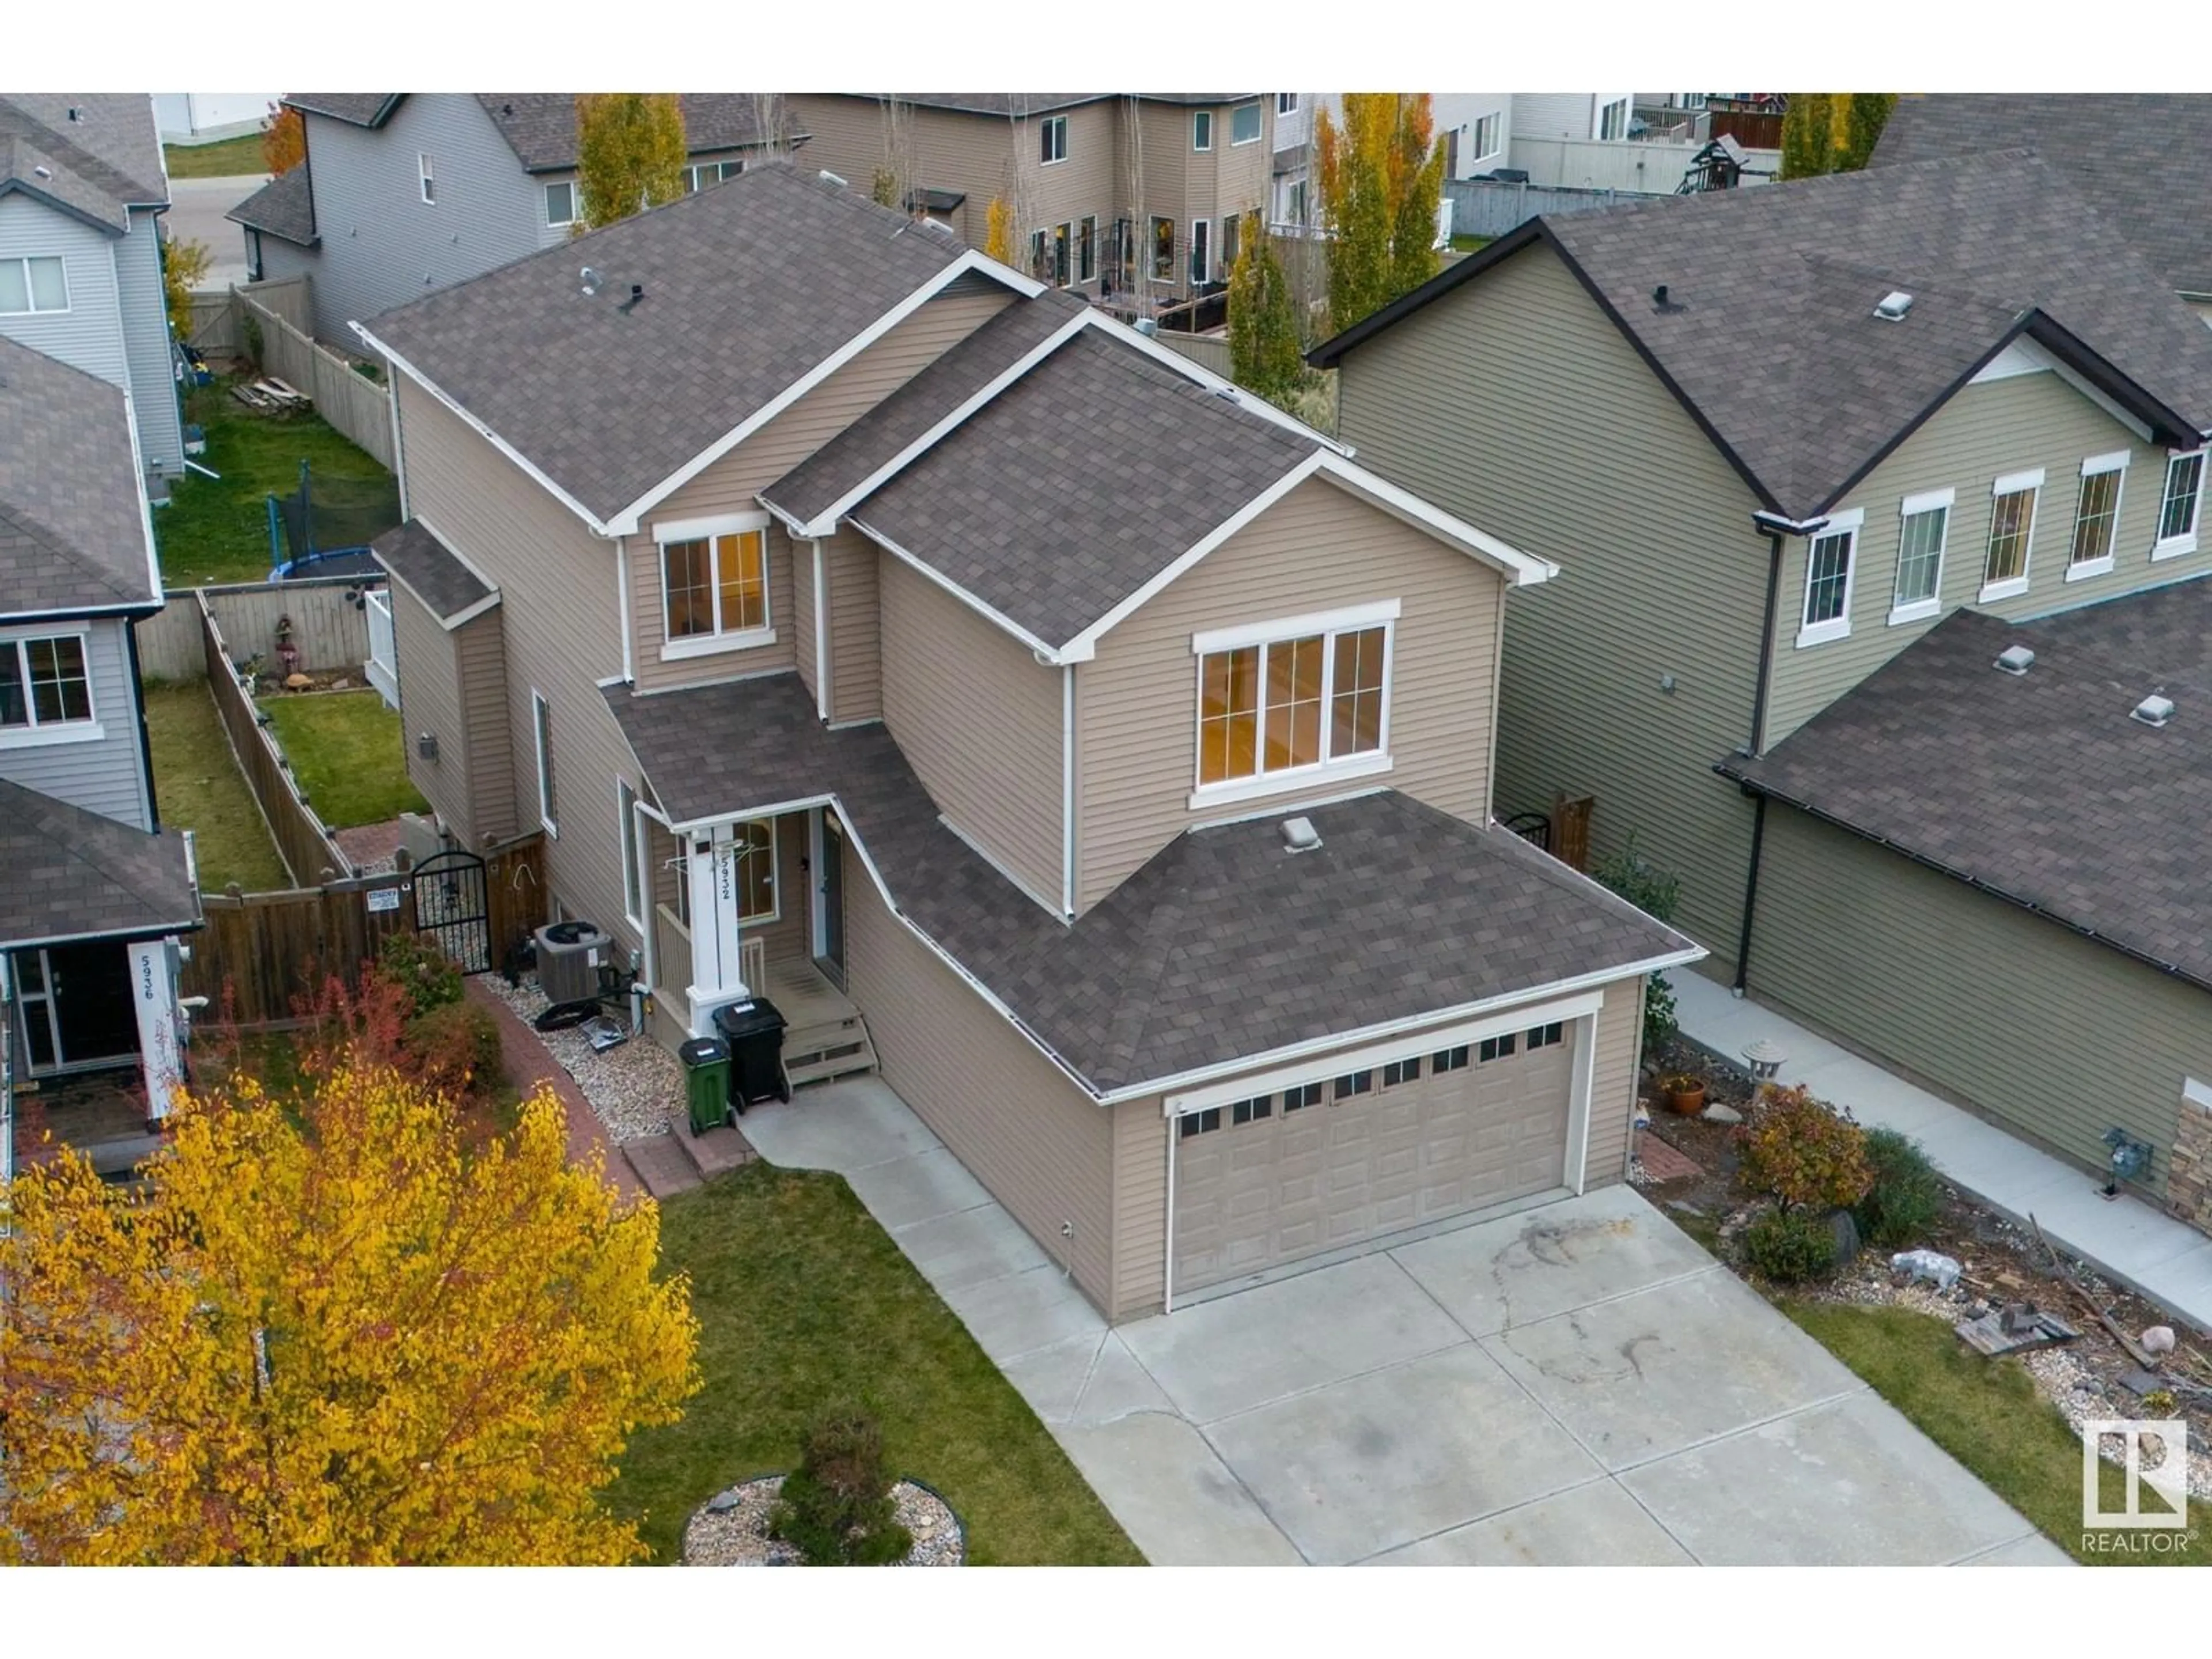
(683, 1475, 965, 1566)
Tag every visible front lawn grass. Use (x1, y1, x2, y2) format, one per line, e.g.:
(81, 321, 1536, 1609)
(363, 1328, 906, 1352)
(608, 1164, 1143, 1565)
(162, 134, 270, 179)
(1782, 1301, 2205, 1565)
(141, 679, 290, 891)
(157, 380, 391, 588)
(259, 690, 428, 828)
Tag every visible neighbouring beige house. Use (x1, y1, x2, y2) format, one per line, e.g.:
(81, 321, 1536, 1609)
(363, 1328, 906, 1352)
(1313, 149, 2212, 1231)
(783, 94, 1276, 320)
(354, 162, 1698, 1320)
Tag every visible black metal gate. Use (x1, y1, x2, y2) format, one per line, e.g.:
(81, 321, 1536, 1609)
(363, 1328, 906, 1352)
(412, 849, 491, 973)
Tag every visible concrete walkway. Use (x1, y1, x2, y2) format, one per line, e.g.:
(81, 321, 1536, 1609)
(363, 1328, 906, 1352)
(742, 1077, 2064, 1567)
(1675, 972, 2212, 1334)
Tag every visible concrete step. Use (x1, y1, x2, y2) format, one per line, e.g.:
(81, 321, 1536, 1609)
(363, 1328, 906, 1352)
(783, 1012, 879, 1089)
(673, 1107, 756, 1181)
(623, 1132, 700, 1199)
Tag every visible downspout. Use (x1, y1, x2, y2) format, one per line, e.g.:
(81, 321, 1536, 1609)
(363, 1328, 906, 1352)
(615, 535, 634, 683)
(1748, 527, 1785, 758)
(1731, 791, 1767, 993)
(126, 618, 160, 833)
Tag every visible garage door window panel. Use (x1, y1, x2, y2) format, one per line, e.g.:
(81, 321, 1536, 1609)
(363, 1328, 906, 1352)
(1230, 1094, 1272, 1125)
(1334, 1070, 1372, 1100)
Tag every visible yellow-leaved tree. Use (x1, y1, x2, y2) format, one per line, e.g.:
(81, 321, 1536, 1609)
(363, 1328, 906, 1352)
(0, 1046, 699, 1565)
(573, 93, 689, 234)
(1313, 93, 1445, 334)
(983, 196, 1014, 264)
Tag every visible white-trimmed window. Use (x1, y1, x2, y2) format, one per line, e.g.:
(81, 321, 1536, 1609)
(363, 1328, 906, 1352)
(1276, 93, 1299, 116)
(532, 690, 556, 836)
(418, 153, 435, 204)
(1797, 509, 1861, 647)
(1890, 488, 1951, 624)
(683, 159, 744, 193)
(1190, 601, 1397, 809)
(1192, 110, 1214, 151)
(1078, 215, 1097, 283)
(1189, 218, 1210, 286)
(1981, 468, 2041, 601)
(0, 255, 67, 315)
(2153, 450, 2204, 560)
(0, 632, 97, 744)
(734, 818, 777, 923)
(618, 779, 643, 929)
(2066, 452, 2128, 580)
(1221, 211, 1241, 278)
(1052, 221, 1072, 287)
(1471, 111, 1502, 162)
(658, 513, 772, 659)
(1040, 115, 1068, 165)
(1597, 98, 1630, 141)
(1150, 215, 1174, 281)
(1230, 101, 1262, 145)
(544, 180, 577, 227)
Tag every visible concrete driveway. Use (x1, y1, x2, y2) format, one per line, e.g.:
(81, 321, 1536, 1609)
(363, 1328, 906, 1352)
(165, 173, 269, 290)
(741, 1079, 2068, 1567)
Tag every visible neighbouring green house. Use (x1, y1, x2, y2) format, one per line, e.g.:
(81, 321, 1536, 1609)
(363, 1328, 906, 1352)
(1311, 147, 2212, 1231)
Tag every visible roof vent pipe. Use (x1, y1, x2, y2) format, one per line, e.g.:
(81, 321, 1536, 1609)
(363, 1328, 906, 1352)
(2131, 692, 2175, 728)
(1994, 645, 2035, 676)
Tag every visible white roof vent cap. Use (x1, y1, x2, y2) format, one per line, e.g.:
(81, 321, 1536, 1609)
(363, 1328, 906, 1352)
(1281, 816, 1323, 853)
(2132, 692, 2175, 728)
(1875, 290, 1914, 321)
(1994, 644, 2035, 675)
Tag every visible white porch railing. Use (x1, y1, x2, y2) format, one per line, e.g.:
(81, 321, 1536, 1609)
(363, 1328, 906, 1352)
(363, 588, 398, 710)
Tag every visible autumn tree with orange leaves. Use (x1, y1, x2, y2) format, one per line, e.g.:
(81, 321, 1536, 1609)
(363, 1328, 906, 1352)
(260, 102, 305, 176)
(1313, 94, 1446, 332)
(0, 1040, 699, 1565)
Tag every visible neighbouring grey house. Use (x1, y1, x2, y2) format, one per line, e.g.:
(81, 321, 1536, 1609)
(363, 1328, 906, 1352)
(228, 94, 806, 344)
(353, 162, 1696, 1320)
(0, 93, 185, 480)
(0, 334, 202, 1182)
(1313, 149, 2212, 1232)
(1872, 94, 2212, 328)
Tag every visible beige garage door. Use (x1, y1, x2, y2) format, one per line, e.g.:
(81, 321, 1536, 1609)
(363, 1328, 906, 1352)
(1172, 1022, 1577, 1296)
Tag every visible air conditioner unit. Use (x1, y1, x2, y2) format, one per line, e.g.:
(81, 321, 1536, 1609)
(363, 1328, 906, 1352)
(535, 919, 610, 1006)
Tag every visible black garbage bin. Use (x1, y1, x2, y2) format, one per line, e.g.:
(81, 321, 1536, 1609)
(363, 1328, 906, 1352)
(713, 997, 790, 1112)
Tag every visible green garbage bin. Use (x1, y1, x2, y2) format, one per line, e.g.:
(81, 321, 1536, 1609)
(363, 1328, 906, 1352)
(680, 1037, 731, 1133)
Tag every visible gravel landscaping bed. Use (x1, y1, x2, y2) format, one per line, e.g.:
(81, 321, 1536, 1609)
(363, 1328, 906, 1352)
(480, 974, 680, 1143)
(682, 1475, 965, 1566)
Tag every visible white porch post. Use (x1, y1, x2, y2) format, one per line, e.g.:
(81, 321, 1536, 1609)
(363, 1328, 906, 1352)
(683, 823, 754, 1036)
(128, 938, 184, 1122)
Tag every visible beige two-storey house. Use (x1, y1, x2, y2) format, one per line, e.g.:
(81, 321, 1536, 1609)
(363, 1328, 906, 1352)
(1315, 150, 2212, 1232)
(355, 163, 1696, 1320)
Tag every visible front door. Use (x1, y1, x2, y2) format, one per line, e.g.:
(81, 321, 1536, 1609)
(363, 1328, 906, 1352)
(13, 944, 139, 1073)
(815, 809, 847, 990)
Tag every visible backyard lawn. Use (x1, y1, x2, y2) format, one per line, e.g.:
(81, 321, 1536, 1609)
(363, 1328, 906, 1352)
(141, 679, 289, 892)
(608, 1165, 1143, 1566)
(260, 691, 428, 828)
(162, 134, 271, 179)
(156, 379, 392, 588)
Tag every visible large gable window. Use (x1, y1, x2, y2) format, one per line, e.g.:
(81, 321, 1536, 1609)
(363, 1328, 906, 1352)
(2066, 452, 2127, 581)
(1890, 489, 1950, 624)
(1980, 468, 2041, 601)
(2154, 450, 2204, 560)
(1191, 601, 1397, 809)
(1796, 509, 1861, 647)
(658, 513, 773, 660)
(0, 632, 96, 743)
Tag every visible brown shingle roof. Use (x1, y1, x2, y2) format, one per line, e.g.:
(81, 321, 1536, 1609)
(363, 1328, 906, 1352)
(475, 94, 804, 172)
(0, 94, 166, 227)
(0, 778, 200, 946)
(370, 520, 493, 625)
(0, 336, 156, 616)
(227, 162, 315, 247)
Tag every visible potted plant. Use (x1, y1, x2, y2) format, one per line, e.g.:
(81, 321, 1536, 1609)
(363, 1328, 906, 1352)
(1661, 1072, 1707, 1116)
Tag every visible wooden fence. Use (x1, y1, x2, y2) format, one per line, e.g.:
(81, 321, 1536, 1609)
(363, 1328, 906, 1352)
(185, 274, 310, 357)
(189, 279, 395, 468)
(139, 574, 374, 683)
(200, 593, 354, 887)
(182, 837, 549, 1028)
(1156, 329, 1232, 377)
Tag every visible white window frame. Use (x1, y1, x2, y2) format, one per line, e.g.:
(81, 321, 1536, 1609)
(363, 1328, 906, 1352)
(2152, 448, 2205, 561)
(418, 153, 435, 204)
(1597, 98, 1630, 141)
(1471, 111, 1502, 163)
(0, 255, 69, 316)
(1077, 214, 1097, 284)
(1230, 101, 1263, 146)
(618, 779, 644, 931)
(544, 179, 577, 228)
(532, 690, 556, 838)
(1040, 114, 1069, 165)
(1192, 110, 1213, 151)
(1189, 217, 1210, 286)
(0, 628, 101, 748)
(1277, 93, 1299, 116)
(1796, 507, 1862, 648)
(654, 510, 776, 661)
(1149, 214, 1175, 282)
(2064, 450, 2129, 582)
(734, 817, 779, 926)
(1187, 599, 1399, 811)
(1889, 488, 1952, 626)
(1979, 468, 2043, 602)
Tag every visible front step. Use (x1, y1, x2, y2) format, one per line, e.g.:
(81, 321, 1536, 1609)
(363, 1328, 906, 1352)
(782, 1010, 879, 1089)
(672, 1108, 754, 1181)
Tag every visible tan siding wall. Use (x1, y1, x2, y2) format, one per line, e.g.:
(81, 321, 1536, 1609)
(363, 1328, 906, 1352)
(457, 609, 518, 844)
(1025, 101, 1116, 283)
(645, 817, 692, 1003)
(1748, 809, 2212, 1195)
(627, 285, 1014, 693)
(397, 377, 626, 942)
(1110, 1099, 1169, 1320)
(389, 577, 474, 844)
(1768, 369, 2203, 742)
(844, 850, 1115, 1310)
(878, 556, 1063, 908)
(825, 529, 881, 722)
(1582, 976, 1646, 1190)
(792, 531, 818, 706)
(1076, 475, 1502, 910)
(1334, 241, 1770, 968)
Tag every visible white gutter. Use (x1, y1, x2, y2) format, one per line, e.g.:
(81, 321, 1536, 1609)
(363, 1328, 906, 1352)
(616, 535, 634, 683)
(1060, 663, 1076, 918)
(810, 538, 831, 722)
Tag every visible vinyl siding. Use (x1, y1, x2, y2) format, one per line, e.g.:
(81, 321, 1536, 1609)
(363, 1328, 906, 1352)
(792, 531, 817, 706)
(396, 377, 627, 945)
(1768, 367, 2209, 742)
(1334, 239, 1770, 968)
(1747, 808, 2212, 1198)
(0, 617, 150, 830)
(1109, 1097, 1169, 1320)
(1582, 976, 1645, 1190)
(0, 194, 128, 391)
(388, 575, 473, 842)
(645, 816, 692, 1009)
(1075, 474, 1503, 911)
(627, 282, 1014, 694)
(298, 96, 542, 342)
(878, 555, 1062, 910)
(458, 609, 517, 843)
(824, 529, 880, 722)
(844, 846, 1115, 1312)
(116, 209, 184, 475)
